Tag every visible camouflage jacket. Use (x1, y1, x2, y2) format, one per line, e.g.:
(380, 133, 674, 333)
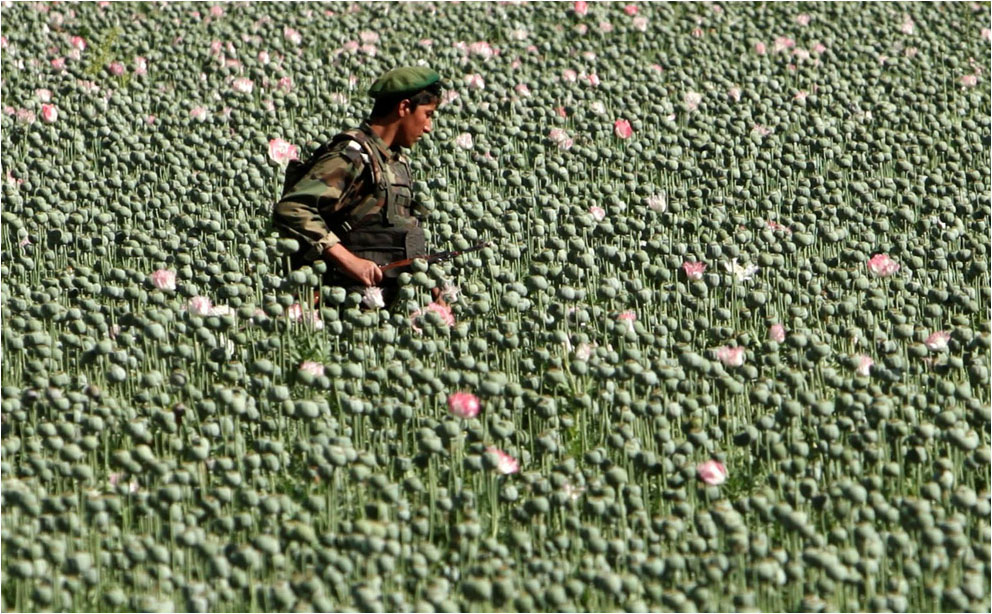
(272, 122, 421, 267)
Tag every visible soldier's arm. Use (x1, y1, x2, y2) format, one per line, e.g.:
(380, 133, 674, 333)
(272, 147, 382, 285)
(272, 148, 360, 255)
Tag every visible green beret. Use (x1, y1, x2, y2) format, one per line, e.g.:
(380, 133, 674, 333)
(368, 66, 441, 99)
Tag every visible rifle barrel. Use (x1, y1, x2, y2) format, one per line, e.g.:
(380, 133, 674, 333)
(379, 242, 489, 272)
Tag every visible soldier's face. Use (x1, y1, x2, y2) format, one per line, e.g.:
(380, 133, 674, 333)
(396, 101, 437, 149)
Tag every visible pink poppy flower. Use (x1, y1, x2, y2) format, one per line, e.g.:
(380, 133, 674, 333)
(465, 73, 485, 90)
(190, 106, 209, 121)
(548, 128, 574, 150)
(134, 56, 147, 75)
(767, 219, 790, 233)
(769, 324, 786, 343)
(362, 286, 385, 310)
(277, 76, 293, 93)
(813, 42, 827, 54)
(210, 4, 224, 17)
(796, 13, 810, 26)
(867, 253, 900, 277)
(51, 57, 66, 70)
(794, 90, 808, 102)
(441, 89, 460, 106)
(754, 42, 767, 55)
(855, 354, 874, 377)
(283, 27, 302, 45)
(618, 310, 636, 332)
(752, 124, 771, 137)
(359, 30, 380, 44)
(257, 50, 270, 65)
(232, 78, 254, 94)
(925, 331, 951, 351)
(684, 90, 702, 111)
(613, 118, 633, 139)
(426, 302, 455, 326)
(646, 193, 666, 212)
(900, 17, 915, 35)
(1, 36, 8, 49)
(982, 28, 991, 41)
(150, 269, 177, 291)
(514, 83, 531, 97)
(624, 4, 638, 16)
(585, 73, 601, 86)
(448, 391, 481, 419)
(469, 41, 495, 59)
(574, 23, 589, 35)
(773, 36, 796, 53)
(562, 69, 578, 83)
(961, 74, 978, 87)
(487, 446, 520, 474)
(728, 86, 742, 102)
(412, 302, 456, 332)
(599, 21, 614, 34)
(16, 109, 35, 125)
(633, 16, 648, 32)
(268, 138, 299, 165)
(209, 305, 234, 318)
(715, 345, 745, 367)
(697, 460, 728, 485)
(692, 27, 703, 38)
(682, 261, 706, 280)
(299, 361, 325, 377)
(554, 106, 568, 118)
(455, 133, 474, 149)
(70, 36, 86, 51)
(589, 206, 606, 222)
(108, 61, 126, 76)
(574, 1, 588, 16)
(40, 104, 58, 123)
(187, 296, 213, 316)
(18, 236, 30, 247)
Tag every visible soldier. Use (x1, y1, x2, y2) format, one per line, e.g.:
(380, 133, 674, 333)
(273, 66, 443, 308)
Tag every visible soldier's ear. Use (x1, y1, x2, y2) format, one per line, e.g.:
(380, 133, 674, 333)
(396, 98, 413, 117)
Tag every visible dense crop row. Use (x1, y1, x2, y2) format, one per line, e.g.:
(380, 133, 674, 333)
(2, 2, 990, 612)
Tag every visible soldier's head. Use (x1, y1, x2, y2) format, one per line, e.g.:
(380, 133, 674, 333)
(368, 66, 443, 149)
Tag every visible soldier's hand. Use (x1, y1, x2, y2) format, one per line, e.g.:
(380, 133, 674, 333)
(346, 257, 384, 287)
(324, 244, 383, 287)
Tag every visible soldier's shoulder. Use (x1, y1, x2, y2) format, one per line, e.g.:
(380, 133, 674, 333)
(317, 136, 371, 169)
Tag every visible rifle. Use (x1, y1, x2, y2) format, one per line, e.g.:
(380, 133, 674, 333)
(380, 241, 491, 273)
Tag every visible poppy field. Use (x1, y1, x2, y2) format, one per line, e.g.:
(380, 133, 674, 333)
(1, 1, 990, 612)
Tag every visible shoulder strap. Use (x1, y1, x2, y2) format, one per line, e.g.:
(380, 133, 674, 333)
(333, 129, 387, 192)
(333, 129, 393, 229)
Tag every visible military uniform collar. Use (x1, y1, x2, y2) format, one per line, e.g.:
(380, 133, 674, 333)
(359, 121, 403, 162)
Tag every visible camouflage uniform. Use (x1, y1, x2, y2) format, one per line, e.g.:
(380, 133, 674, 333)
(272, 121, 426, 305)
